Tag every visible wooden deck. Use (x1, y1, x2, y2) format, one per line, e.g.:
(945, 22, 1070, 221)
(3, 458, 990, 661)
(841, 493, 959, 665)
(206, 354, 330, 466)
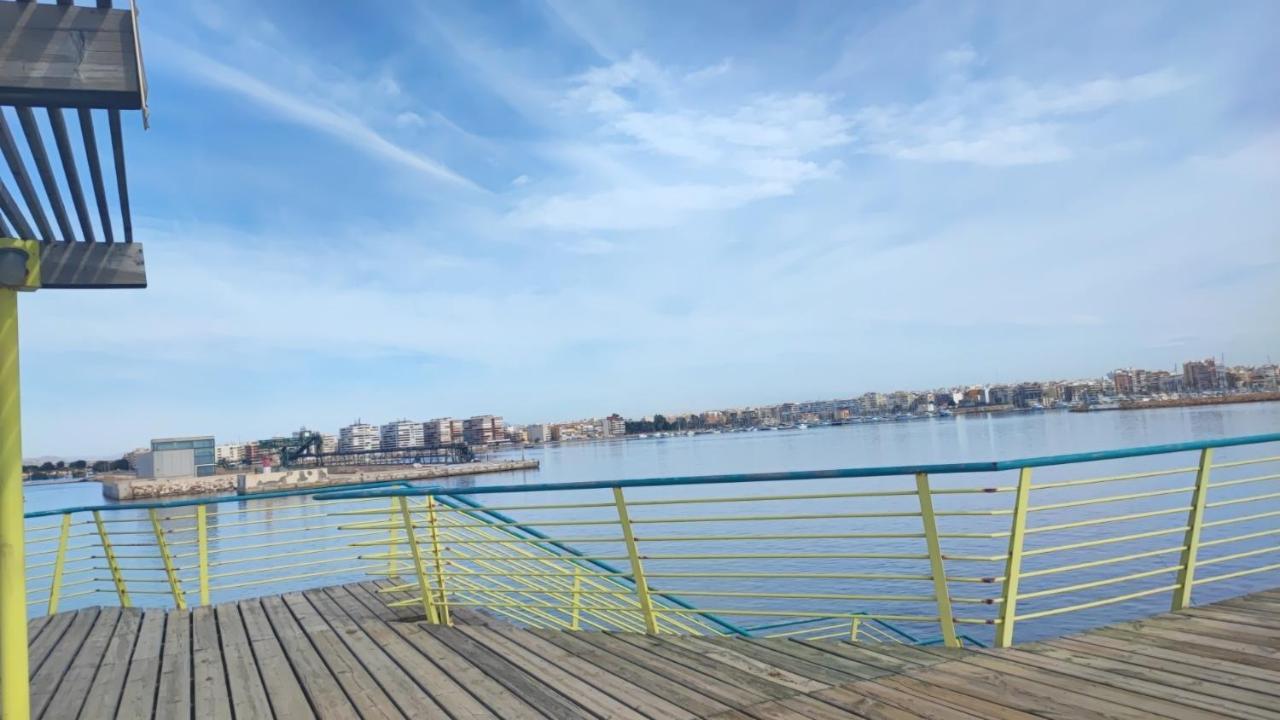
(18, 582, 1280, 719)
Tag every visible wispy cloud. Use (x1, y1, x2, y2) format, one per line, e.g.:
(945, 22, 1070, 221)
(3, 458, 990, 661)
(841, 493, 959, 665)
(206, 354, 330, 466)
(158, 39, 481, 190)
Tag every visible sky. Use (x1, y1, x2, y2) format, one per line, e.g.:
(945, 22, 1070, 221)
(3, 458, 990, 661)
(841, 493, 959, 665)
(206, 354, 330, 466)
(12, 0, 1280, 458)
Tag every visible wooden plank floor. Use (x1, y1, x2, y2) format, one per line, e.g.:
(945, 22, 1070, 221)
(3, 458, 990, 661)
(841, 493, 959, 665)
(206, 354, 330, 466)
(16, 583, 1280, 719)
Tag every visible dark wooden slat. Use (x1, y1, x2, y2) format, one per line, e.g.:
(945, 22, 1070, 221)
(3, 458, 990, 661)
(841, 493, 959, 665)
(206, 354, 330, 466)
(38, 607, 119, 720)
(610, 632, 805, 700)
(280, 592, 404, 720)
(747, 637, 895, 680)
(0, 3, 142, 108)
(529, 628, 733, 717)
(666, 634, 859, 687)
(1063, 631, 1280, 685)
(0, 173, 36, 239)
(660, 634, 829, 694)
(1090, 625, 1280, 670)
(46, 107, 96, 242)
(458, 626, 646, 720)
(29, 607, 100, 718)
(789, 686, 926, 720)
(216, 602, 275, 720)
(343, 584, 548, 719)
(153, 609, 193, 720)
(571, 630, 775, 708)
(875, 675, 1042, 720)
(259, 595, 360, 720)
(423, 624, 594, 719)
(825, 680, 986, 720)
(26, 610, 75, 677)
(76, 108, 114, 243)
(78, 608, 143, 720)
(0, 109, 54, 240)
(15, 106, 76, 242)
(1178, 605, 1280, 631)
(39, 241, 146, 289)
(191, 606, 232, 720)
(240, 599, 316, 720)
(303, 589, 447, 718)
(115, 609, 165, 720)
(795, 640, 932, 675)
(322, 586, 498, 720)
(1138, 614, 1280, 648)
(978, 648, 1279, 720)
(106, 110, 131, 242)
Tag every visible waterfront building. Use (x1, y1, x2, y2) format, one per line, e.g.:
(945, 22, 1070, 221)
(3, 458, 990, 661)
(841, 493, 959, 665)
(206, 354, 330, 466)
(526, 424, 550, 443)
(1183, 358, 1219, 393)
(423, 418, 455, 445)
(338, 422, 380, 453)
(604, 414, 626, 437)
(320, 433, 338, 454)
(1013, 383, 1044, 408)
(463, 415, 504, 445)
(135, 436, 216, 479)
(215, 443, 244, 465)
(380, 419, 424, 450)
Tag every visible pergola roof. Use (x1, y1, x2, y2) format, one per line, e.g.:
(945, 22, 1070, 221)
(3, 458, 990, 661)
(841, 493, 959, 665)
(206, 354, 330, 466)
(0, 0, 147, 287)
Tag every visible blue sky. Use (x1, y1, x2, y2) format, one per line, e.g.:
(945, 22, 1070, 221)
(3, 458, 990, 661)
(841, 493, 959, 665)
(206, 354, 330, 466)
(15, 0, 1280, 457)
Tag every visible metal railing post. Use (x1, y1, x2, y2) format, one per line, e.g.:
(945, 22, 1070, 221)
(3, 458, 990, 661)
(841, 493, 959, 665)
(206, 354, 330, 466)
(47, 513, 72, 615)
(1173, 448, 1213, 611)
(849, 617, 861, 642)
(388, 497, 399, 579)
(196, 505, 210, 606)
(425, 497, 451, 626)
(613, 486, 659, 634)
(571, 566, 582, 630)
(0, 287, 30, 720)
(398, 497, 440, 624)
(149, 509, 187, 611)
(996, 467, 1032, 647)
(915, 472, 959, 647)
(93, 511, 131, 607)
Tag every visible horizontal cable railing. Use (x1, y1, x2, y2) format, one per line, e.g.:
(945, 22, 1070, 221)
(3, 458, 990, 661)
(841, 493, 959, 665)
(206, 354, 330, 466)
(318, 431, 1280, 647)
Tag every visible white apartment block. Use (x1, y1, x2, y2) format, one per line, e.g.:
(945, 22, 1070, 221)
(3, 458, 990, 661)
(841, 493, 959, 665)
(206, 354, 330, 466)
(423, 417, 456, 445)
(214, 443, 243, 464)
(339, 423, 380, 453)
(380, 419, 424, 450)
(526, 424, 550, 443)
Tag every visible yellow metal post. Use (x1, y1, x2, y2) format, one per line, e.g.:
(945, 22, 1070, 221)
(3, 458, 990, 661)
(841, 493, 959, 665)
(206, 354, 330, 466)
(613, 486, 659, 634)
(425, 497, 451, 626)
(849, 617, 860, 642)
(149, 509, 187, 611)
(1, 287, 31, 720)
(93, 511, 131, 607)
(996, 467, 1032, 647)
(388, 497, 399, 579)
(196, 505, 210, 606)
(398, 497, 440, 624)
(47, 513, 72, 615)
(915, 472, 959, 647)
(1173, 449, 1213, 611)
(571, 566, 582, 630)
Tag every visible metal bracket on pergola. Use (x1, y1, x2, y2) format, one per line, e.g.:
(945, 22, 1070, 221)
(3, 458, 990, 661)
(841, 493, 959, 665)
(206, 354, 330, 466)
(0, 0, 148, 288)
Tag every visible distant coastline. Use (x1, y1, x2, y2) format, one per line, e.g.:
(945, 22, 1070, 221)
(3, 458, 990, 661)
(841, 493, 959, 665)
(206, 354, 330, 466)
(1070, 392, 1280, 413)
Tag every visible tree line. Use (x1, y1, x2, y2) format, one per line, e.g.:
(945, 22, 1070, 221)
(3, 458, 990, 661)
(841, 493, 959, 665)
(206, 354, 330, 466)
(23, 458, 130, 479)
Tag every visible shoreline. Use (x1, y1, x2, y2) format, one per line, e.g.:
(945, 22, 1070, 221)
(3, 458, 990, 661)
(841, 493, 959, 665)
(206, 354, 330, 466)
(1070, 393, 1280, 413)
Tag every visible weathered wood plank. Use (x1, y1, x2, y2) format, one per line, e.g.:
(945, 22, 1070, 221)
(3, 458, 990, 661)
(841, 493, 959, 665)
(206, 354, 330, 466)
(78, 608, 142, 720)
(875, 675, 1042, 720)
(26, 610, 75, 677)
(344, 584, 556, 719)
(323, 586, 496, 720)
(281, 591, 404, 720)
(191, 606, 233, 720)
(259, 595, 360, 720)
(153, 609, 192, 720)
(216, 602, 275, 720)
(38, 606, 118, 720)
(303, 588, 448, 717)
(240, 599, 316, 720)
(29, 607, 100, 718)
(114, 608, 164, 720)
(661, 634, 828, 694)
(611, 632, 804, 700)
(1062, 631, 1280, 686)
(789, 686, 924, 720)
(38, 241, 146, 289)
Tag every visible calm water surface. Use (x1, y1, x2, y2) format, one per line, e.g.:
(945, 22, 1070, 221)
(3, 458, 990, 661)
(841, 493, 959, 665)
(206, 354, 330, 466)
(25, 403, 1280, 643)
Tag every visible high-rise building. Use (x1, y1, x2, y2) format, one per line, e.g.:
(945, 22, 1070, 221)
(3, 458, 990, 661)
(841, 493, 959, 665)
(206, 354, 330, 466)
(380, 419, 424, 450)
(463, 415, 504, 445)
(526, 424, 550, 443)
(604, 414, 626, 437)
(338, 422, 380, 453)
(320, 433, 338, 454)
(423, 418, 457, 445)
(1183, 358, 1219, 393)
(215, 443, 244, 465)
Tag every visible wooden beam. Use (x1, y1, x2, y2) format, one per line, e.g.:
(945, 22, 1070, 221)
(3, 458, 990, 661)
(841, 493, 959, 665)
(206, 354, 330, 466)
(0, 3, 142, 109)
(38, 241, 145, 289)
(16, 107, 76, 243)
(47, 108, 96, 243)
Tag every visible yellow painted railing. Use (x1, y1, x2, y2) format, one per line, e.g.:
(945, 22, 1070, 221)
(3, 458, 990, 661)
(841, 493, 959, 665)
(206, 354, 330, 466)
(322, 432, 1280, 648)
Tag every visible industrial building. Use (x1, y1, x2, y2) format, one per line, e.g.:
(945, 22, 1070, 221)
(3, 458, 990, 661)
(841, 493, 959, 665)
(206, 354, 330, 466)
(134, 436, 216, 479)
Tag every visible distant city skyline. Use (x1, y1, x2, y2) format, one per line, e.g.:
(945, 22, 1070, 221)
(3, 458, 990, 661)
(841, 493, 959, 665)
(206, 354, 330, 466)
(18, 1, 1280, 457)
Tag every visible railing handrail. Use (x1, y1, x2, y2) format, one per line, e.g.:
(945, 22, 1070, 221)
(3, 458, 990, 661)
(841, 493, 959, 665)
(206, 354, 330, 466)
(315, 432, 1280, 501)
(23, 479, 418, 519)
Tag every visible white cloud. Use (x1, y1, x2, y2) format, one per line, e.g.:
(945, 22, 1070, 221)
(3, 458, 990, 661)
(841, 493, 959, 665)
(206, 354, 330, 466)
(395, 111, 427, 128)
(511, 174, 531, 186)
(157, 39, 480, 190)
(556, 237, 617, 255)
